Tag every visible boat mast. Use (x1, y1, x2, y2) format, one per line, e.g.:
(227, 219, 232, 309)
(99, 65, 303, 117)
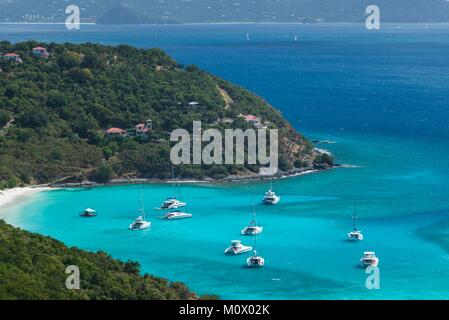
(140, 197, 146, 220)
(138, 182, 146, 220)
(353, 204, 357, 230)
(254, 233, 257, 256)
(171, 165, 176, 198)
(253, 205, 258, 256)
(253, 203, 257, 225)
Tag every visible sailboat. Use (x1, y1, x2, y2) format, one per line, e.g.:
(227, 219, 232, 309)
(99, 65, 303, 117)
(246, 234, 265, 268)
(262, 177, 280, 205)
(161, 166, 192, 220)
(129, 197, 151, 231)
(241, 204, 263, 236)
(159, 167, 187, 210)
(347, 205, 363, 241)
(246, 33, 250, 41)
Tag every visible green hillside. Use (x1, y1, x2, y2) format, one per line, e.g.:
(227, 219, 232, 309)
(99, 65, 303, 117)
(0, 220, 199, 299)
(0, 41, 330, 188)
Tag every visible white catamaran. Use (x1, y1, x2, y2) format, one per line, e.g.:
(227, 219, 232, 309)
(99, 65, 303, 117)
(163, 210, 192, 220)
(129, 198, 151, 231)
(241, 205, 263, 236)
(161, 167, 193, 220)
(246, 234, 265, 268)
(159, 167, 187, 210)
(161, 197, 187, 210)
(262, 177, 280, 205)
(347, 205, 364, 241)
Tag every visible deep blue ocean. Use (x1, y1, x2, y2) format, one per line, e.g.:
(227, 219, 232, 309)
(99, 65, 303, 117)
(1, 23, 449, 299)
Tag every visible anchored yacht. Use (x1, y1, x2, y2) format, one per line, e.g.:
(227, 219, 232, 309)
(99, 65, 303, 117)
(163, 210, 192, 220)
(129, 198, 151, 231)
(224, 240, 252, 255)
(246, 251, 265, 268)
(360, 252, 379, 267)
(246, 234, 264, 267)
(347, 205, 364, 241)
(79, 208, 97, 217)
(262, 178, 280, 205)
(161, 198, 187, 210)
(159, 167, 187, 210)
(241, 223, 263, 236)
(241, 205, 263, 235)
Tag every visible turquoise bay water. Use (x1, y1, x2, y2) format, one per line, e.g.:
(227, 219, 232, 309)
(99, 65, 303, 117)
(1, 23, 449, 299)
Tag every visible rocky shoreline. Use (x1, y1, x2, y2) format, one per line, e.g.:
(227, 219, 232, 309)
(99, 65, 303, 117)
(47, 164, 339, 189)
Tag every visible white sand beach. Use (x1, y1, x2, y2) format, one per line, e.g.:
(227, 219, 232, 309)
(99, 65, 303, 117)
(0, 186, 50, 210)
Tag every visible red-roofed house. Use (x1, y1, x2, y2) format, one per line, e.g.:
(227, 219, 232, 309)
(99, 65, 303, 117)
(106, 127, 127, 138)
(2, 53, 22, 63)
(238, 114, 262, 128)
(135, 124, 149, 134)
(32, 47, 49, 58)
(135, 119, 152, 137)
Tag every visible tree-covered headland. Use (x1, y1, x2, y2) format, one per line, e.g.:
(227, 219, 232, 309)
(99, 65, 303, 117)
(0, 41, 332, 188)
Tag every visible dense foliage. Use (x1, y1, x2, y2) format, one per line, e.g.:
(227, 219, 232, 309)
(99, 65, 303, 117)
(0, 220, 195, 300)
(0, 41, 324, 188)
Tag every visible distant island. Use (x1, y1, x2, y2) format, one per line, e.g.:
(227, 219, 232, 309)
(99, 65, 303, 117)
(0, 0, 448, 24)
(96, 6, 180, 25)
(0, 41, 332, 189)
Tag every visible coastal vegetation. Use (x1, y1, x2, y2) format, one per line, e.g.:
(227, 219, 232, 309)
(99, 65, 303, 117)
(0, 41, 331, 188)
(0, 219, 197, 299)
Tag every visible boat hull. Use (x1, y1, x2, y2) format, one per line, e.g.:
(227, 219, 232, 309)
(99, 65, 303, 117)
(79, 213, 97, 217)
(347, 232, 364, 241)
(162, 205, 186, 210)
(262, 197, 280, 205)
(241, 227, 263, 236)
(224, 246, 253, 255)
(161, 201, 187, 210)
(360, 258, 379, 268)
(164, 214, 192, 220)
(246, 257, 265, 268)
(129, 222, 151, 231)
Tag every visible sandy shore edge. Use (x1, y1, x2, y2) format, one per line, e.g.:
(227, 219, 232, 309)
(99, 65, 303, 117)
(0, 186, 51, 209)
